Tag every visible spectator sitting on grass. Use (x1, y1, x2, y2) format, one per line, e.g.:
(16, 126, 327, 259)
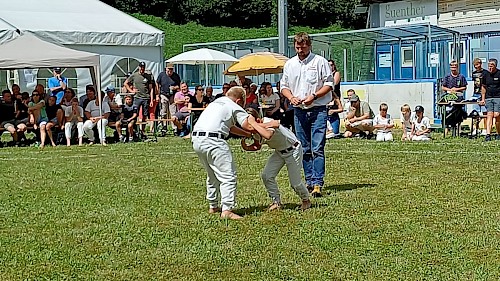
(116, 94, 138, 143)
(43, 96, 64, 147)
(373, 103, 394, 142)
(343, 93, 375, 139)
(400, 104, 415, 141)
(28, 90, 49, 148)
(83, 93, 110, 146)
(410, 105, 431, 141)
(64, 98, 84, 146)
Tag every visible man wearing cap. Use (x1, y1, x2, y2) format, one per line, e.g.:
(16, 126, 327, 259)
(156, 63, 181, 120)
(344, 92, 375, 139)
(124, 62, 154, 125)
(103, 86, 122, 124)
(48, 67, 68, 104)
(280, 32, 333, 197)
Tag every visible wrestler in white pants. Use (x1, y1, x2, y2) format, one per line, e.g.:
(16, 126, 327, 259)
(83, 119, 108, 142)
(376, 132, 393, 142)
(65, 121, 84, 139)
(261, 144, 309, 203)
(192, 136, 237, 212)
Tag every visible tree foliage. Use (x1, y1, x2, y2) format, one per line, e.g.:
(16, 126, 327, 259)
(103, 0, 366, 29)
(133, 14, 345, 58)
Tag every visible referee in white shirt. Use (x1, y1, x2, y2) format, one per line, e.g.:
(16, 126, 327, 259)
(280, 32, 333, 197)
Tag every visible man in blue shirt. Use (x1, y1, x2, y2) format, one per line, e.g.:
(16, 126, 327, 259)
(48, 67, 68, 104)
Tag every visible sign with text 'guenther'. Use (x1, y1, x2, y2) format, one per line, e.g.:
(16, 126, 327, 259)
(379, 0, 437, 23)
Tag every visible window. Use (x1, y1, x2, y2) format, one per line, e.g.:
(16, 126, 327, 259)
(112, 58, 139, 90)
(448, 41, 466, 64)
(401, 46, 414, 67)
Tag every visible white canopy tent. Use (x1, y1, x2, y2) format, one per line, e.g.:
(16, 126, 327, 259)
(0, 0, 164, 95)
(0, 33, 101, 97)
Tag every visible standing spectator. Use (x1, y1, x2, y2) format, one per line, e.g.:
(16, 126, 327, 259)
(103, 86, 122, 124)
(124, 62, 154, 134)
(410, 105, 431, 141)
(373, 103, 394, 142)
(64, 98, 84, 146)
(48, 67, 68, 104)
(44, 96, 64, 146)
(343, 93, 375, 139)
(156, 63, 181, 119)
(471, 58, 489, 135)
(261, 82, 281, 119)
(121, 72, 133, 93)
(28, 90, 48, 148)
(83, 95, 111, 145)
(328, 60, 341, 98)
(116, 95, 138, 143)
(442, 60, 467, 97)
(235, 74, 252, 86)
(480, 58, 500, 141)
(280, 32, 333, 197)
(79, 85, 96, 110)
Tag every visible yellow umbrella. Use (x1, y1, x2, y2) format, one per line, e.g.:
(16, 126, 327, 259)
(224, 52, 289, 76)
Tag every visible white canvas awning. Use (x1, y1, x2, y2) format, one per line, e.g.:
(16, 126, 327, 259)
(0, 33, 101, 98)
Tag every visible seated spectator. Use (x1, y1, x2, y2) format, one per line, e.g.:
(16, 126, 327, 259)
(83, 94, 111, 145)
(400, 104, 415, 141)
(244, 83, 258, 110)
(79, 85, 96, 109)
(103, 86, 122, 124)
(35, 84, 46, 98)
(15, 92, 30, 125)
(44, 96, 64, 146)
(344, 93, 375, 139)
(261, 82, 281, 119)
(185, 85, 210, 138)
(28, 90, 49, 148)
(116, 94, 138, 143)
(172, 82, 193, 137)
(64, 98, 84, 146)
(326, 93, 343, 139)
(373, 103, 394, 142)
(205, 86, 215, 103)
(410, 105, 431, 141)
(60, 88, 76, 110)
(235, 74, 252, 86)
(214, 83, 230, 100)
(229, 80, 238, 88)
(1, 90, 27, 145)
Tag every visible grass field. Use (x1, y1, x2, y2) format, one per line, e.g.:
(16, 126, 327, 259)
(0, 135, 499, 280)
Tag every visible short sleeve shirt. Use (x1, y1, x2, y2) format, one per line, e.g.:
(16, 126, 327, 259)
(481, 69, 500, 99)
(350, 101, 374, 119)
(48, 76, 68, 103)
(175, 91, 193, 112)
(413, 116, 431, 137)
(85, 100, 111, 118)
(193, 96, 248, 137)
(373, 113, 394, 133)
(127, 72, 152, 99)
(65, 106, 84, 122)
(157, 71, 181, 95)
(472, 69, 489, 96)
(261, 93, 280, 108)
(261, 117, 298, 151)
(46, 104, 62, 120)
(122, 104, 139, 120)
(28, 100, 47, 119)
(280, 52, 334, 108)
(442, 73, 467, 91)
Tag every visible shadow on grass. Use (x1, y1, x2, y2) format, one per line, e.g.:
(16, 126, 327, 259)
(235, 202, 328, 216)
(323, 183, 377, 193)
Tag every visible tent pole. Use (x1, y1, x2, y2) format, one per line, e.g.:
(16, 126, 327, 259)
(205, 62, 209, 87)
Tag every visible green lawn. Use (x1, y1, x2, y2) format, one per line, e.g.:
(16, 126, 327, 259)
(0, 135, 499, 280)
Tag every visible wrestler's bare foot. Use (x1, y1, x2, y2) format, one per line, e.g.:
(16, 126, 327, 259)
(208, 207, 221, 214)
(268, 202, 281, 211)
(220, 211, 242, 220)
(300, 199, 311, 211)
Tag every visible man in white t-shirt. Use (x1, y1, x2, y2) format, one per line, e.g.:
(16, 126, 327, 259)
(410, 105, 431, 141)
(242, 108, 311, 211)
(191, 86, 254, 220)
(83, 97, 111, 145)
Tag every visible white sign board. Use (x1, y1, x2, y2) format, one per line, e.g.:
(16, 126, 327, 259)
(378, 53, 392, 68)
(380, 0, 437, 26)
